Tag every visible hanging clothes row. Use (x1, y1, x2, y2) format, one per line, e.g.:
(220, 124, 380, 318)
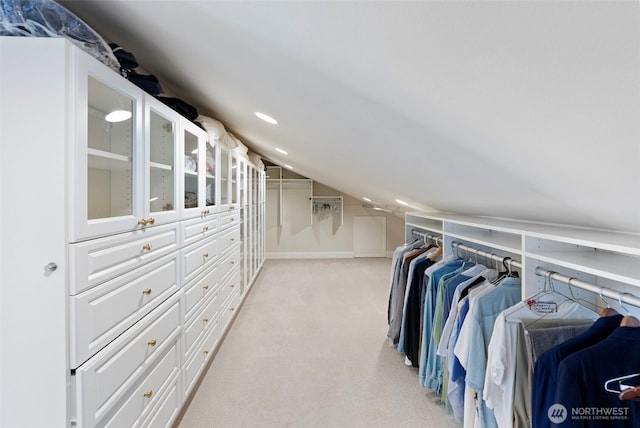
(387, 234, 640, 428)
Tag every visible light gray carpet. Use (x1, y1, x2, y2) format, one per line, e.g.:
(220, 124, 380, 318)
(176, 258, 462, 428)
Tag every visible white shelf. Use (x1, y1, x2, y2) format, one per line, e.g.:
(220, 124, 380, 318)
(88, 148, 131, 170)
(184, 170, 197, 176)
(149, 162, 172, 171)
(446, 232, 523, 256)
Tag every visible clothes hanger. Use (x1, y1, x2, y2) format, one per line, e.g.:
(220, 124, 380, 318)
(598, 289, 620, 317)
(618, 293, 640, 327)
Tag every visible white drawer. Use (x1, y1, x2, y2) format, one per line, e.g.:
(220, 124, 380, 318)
(70, 252, 179, 368)
(70, 223, 179, 295)
(140, 378, 180, 428)
(75, 297, 181, 427)
(219, 286, 241, 335)
(100, 340, 180, 428)
(216, 244, 240, 282)
(217, 210, 239, 232)
(217, 266, 240, 309)
(183, 316, 223, 398)
(181, 215, 218, 247)
(183, 265, 221, 321)
(217, 225, 240, 253)
(182, 235, 217, 284)
(183, 292, 221, 361)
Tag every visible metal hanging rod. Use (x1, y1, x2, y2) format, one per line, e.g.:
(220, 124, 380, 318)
(450, 241, 522, 271)
(535, 267, 640, 309)
(410, 230, 442, 246)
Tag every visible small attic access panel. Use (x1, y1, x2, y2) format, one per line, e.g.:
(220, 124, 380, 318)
(266, 165, 343, 228)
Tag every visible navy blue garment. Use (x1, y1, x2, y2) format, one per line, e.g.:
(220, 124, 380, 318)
(403, 257, 437, 367)
(532, 314, 623, 428)
(551, 326, 640, 428)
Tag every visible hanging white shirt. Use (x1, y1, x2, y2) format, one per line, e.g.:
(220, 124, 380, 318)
(483, 292, 598, 428)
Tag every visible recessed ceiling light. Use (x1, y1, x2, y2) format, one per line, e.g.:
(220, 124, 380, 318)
(275, 147, 288, 155)
(254, 111, 278, 125)
(395, 199, 409, 206)
(105, 109, 132, 122)
(363, 197, 372, 202)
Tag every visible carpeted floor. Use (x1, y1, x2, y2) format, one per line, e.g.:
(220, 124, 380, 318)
(175, 258, 462, 428)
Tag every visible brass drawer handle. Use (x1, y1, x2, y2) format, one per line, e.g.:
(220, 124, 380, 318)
(203, 318, 209, 323)
(142, 288, 152, 295)
(203, 285, 209, 290)
(147, 339, 157, 346)
(230, 284, 235, 288)
(230, 237, 235, 241)
(142, 243, 152, 251)
(147, 217, 155, 225)
(143, 390, 153, 398)
(230, 307, 235, 312)
(230, 261, 235, 265)
(203, 226, 209, 232)
(203, 350, 209, 355)
(203, 253, 209, 258)
(137, 217, 155, 226)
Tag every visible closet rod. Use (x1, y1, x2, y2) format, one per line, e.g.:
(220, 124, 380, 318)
(535, 267, 640, 309)
(410, 230, 442, 246)
(450, 240, 522, 271)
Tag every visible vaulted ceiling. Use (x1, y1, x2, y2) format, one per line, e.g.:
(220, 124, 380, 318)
(61, 1, 640, 233)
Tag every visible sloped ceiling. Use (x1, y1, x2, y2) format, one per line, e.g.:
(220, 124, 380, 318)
(60, 1, 640, 233)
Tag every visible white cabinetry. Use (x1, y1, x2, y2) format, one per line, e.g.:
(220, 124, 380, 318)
(0, 37, 265, 427)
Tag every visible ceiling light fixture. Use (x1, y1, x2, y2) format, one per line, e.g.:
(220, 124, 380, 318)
(105, 109, 132, 123)
(363, 197, 372, 203)
(395, 199, 409, 206)
(284, 164, 293, 170)
(275, 147, 288, 155)
(254, 111, 278, 125)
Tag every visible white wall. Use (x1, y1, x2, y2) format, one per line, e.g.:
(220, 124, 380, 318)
(266, 181, 404, 258)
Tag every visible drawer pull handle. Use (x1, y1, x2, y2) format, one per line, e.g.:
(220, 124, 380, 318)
(230, 218, 235, 222)
(143, 390, 153, 399)
(203, 318, 209, 323)
(230, 307, 235, 312)
(137, 217, 155, 226)
(142, 288, 152, 295)
(203, 253, 209, 258)
(147, 339, 157, 346)
(203, 350, 209, 355)
(230, 284, 235, 288)
(203, 226, 209, 232)
(231, 261, 235, 265)
(142, 243, 152, 251)
(203, 285, 209, 290)
(202, 209, 210, 216)
(230, 237, 235, 241)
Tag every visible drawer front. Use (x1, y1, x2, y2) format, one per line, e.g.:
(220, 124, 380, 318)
(217, 210, 239, 232)
(70, 252, 179, 368)
(140, 378, 180, 428)
(181, 215, 218, 247)
(183, 266, 221, 321)
(216, 224, 240, 253)
(101, 340, 180, 428)
(183, 318, 223, 397)
(183, 292, 221, 361)
(216, 244, 240, 282)
(217, 266, 240, 310)
(76, 297, 181, 426)
(70, 223, 179, 295)
(183, 235, 217, 283)
(219, 287, 241, 335)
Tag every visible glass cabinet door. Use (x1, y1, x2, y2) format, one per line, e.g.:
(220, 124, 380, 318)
(146, 99, 178, 225)
(220, 146, 230, 205)
(231, 154, 238, 206)
(75, 58, 143, 241)
(204, 140, 217, 209)
(181, 120, 210, 218)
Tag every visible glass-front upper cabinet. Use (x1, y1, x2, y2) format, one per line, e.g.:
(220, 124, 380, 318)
(74, 52, 144, 242)
(219, 146, 230, 206)
(231, 154, 238, 206)
(145, 97, 179, 226)
(181, 119, 212, 219)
